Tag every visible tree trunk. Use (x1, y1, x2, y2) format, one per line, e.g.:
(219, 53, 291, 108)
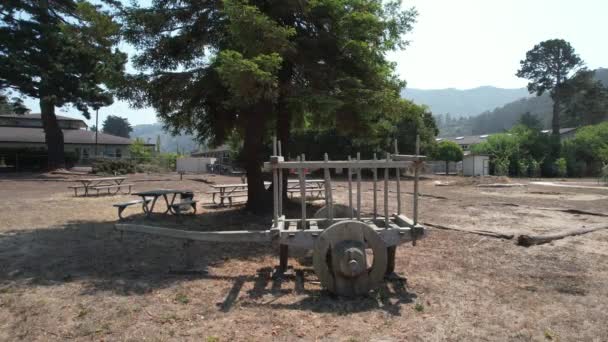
(552, 96, 561, 136)
(276, 62, 293, 201)
(40, 98, 65, 170)
(38, 0, 65, 170)
(277, 96, 291, 201)
(244, 107, 270, 213)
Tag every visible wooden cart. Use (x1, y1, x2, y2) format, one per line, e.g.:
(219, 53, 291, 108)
(116, 137, 426, 297)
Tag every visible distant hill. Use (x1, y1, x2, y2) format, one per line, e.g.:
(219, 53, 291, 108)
(402, 86, 530, 118)
(131, 123, 200, 153)
(468, 68, 608, 134)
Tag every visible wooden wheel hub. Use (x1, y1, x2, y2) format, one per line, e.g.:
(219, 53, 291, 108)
(313, 221, 388, 297)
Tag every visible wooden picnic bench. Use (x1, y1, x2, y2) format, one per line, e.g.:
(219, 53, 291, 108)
(70, 177, 131, 197)
(132, 189, 197, 218)
(113, 199, 152, 221)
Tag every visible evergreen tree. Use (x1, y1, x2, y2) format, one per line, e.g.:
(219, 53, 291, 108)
(123, 0, 418, 212)
(516, 39, 584, 137)
(102, 115, 133, 138)
(0, 1, 127, 169)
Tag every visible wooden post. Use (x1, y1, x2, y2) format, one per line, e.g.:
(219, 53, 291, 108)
(356, 152, 361, 220)
(324, 153, 333, 223)
(277, 140, 282, 217)
(272, 137, 278, 226)
(279, 244, 289, 273)
(384, 153, 389, 228)
(394, 140, 401, 215)
(373, 153, 377, 220)
(414, 135, 420, 225)
(299, 154, 306, 230)
(348, 156, 353, 219)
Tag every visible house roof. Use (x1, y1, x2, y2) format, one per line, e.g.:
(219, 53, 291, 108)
(0, 113, 86, 122)
(541, 127, 577, 134)
(0, 126, 145, 145)
(191, 144, 230, 156)
(438, 127, 577, 145)
(0, 113, 88, 129)
(436, 135, 489, 145)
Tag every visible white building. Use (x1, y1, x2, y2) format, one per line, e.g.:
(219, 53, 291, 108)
(462, 154, 490, 176)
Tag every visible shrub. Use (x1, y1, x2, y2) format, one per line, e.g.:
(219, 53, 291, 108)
(494, 157, 510, 176)
(92, 159, 136, 175)
(517, 159, 529, 177)
(555, 158, 567, 177)
(529, 159, 541, 178)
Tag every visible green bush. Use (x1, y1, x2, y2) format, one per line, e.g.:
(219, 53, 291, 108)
(562, 122, 608, 177)
(494, 158, 510, 176)
(92, 159, 136, 175)
(517, 159, 529, 177)
(555, 158, 567, 177)
(529, 159, 541, 178)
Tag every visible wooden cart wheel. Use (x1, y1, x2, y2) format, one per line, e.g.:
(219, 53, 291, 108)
(313, 220, 387, 297)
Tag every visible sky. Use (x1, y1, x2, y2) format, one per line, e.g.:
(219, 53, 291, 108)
(21, 0, 608, 126)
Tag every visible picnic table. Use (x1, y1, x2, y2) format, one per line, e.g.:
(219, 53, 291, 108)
(132, 189, 196, 218)
(286, 179, 325, 198)
(209, 179, 325, 206)
(69, 176, 132, 196)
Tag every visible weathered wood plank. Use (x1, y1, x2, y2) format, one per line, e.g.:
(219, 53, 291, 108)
(264, 160, 416, 169)
(517, 225, 608, 246)
(115, 224, 274, 243)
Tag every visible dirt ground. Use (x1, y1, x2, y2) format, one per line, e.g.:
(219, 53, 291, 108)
(0, 172, 607, 341)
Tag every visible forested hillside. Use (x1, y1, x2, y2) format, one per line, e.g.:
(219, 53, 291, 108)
(437, 68, 608, 136)
(402, 86, 529, 118)
(131, 123, 200, 153)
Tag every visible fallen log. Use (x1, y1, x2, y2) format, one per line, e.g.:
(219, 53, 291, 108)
(493, 202, 608, 217)
(477, 183, 526, 188)
(517, 225, 608, 247)
(423, 222, 514, 240)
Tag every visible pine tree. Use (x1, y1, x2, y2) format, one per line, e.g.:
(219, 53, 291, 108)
(123, 0, 418, 212)
(0, 1, 126, 169)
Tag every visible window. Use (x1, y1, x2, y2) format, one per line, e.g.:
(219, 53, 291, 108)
(116, 148, 122, 158)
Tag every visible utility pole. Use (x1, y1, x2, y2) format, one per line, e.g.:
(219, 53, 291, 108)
(94, 108, 99, 158)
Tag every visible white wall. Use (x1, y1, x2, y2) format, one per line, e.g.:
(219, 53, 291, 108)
(463, 155, 489, 176)
(176, 157, 216, 173)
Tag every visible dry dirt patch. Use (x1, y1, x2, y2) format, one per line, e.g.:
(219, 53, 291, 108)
(0, 174, 607, 341)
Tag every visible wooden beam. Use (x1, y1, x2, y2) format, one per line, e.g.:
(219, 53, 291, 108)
(263, 160, 415, 169)
(115, 224, 274, 243)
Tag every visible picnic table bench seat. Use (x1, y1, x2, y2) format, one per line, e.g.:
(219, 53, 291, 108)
(90, 183, 134, 195)
(68, 185, 88, 196)
(219, 192, 249, 206)
(113, 198, 151, 220)
(207, 189, 248, 204)
(170, 199, 198, 216)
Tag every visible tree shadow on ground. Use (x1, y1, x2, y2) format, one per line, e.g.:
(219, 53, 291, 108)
(0, 205, 417, 315)
(0, 208, 273, 296)
(215, 266, 417, 316)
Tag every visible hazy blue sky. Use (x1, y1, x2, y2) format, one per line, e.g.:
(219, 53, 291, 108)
(22, 0, 608, 126)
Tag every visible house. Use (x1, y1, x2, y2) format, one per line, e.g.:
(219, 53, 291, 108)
(435, 134, 490, 152)
(191, 144, 232, 172)
(0, 113, 154, 164)
(462, 154, 490, 176)
(437, 127, 578, 152)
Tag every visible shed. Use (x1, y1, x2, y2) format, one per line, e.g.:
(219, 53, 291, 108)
(462, 154, 489, 176)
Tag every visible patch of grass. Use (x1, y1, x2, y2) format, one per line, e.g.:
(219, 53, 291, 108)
(206, 336, 219, 342)
(544, 328, 558, 340)
(175, 293, 189, 304)
(76, 304, 90, 318)
(414, 302, 424, 312)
